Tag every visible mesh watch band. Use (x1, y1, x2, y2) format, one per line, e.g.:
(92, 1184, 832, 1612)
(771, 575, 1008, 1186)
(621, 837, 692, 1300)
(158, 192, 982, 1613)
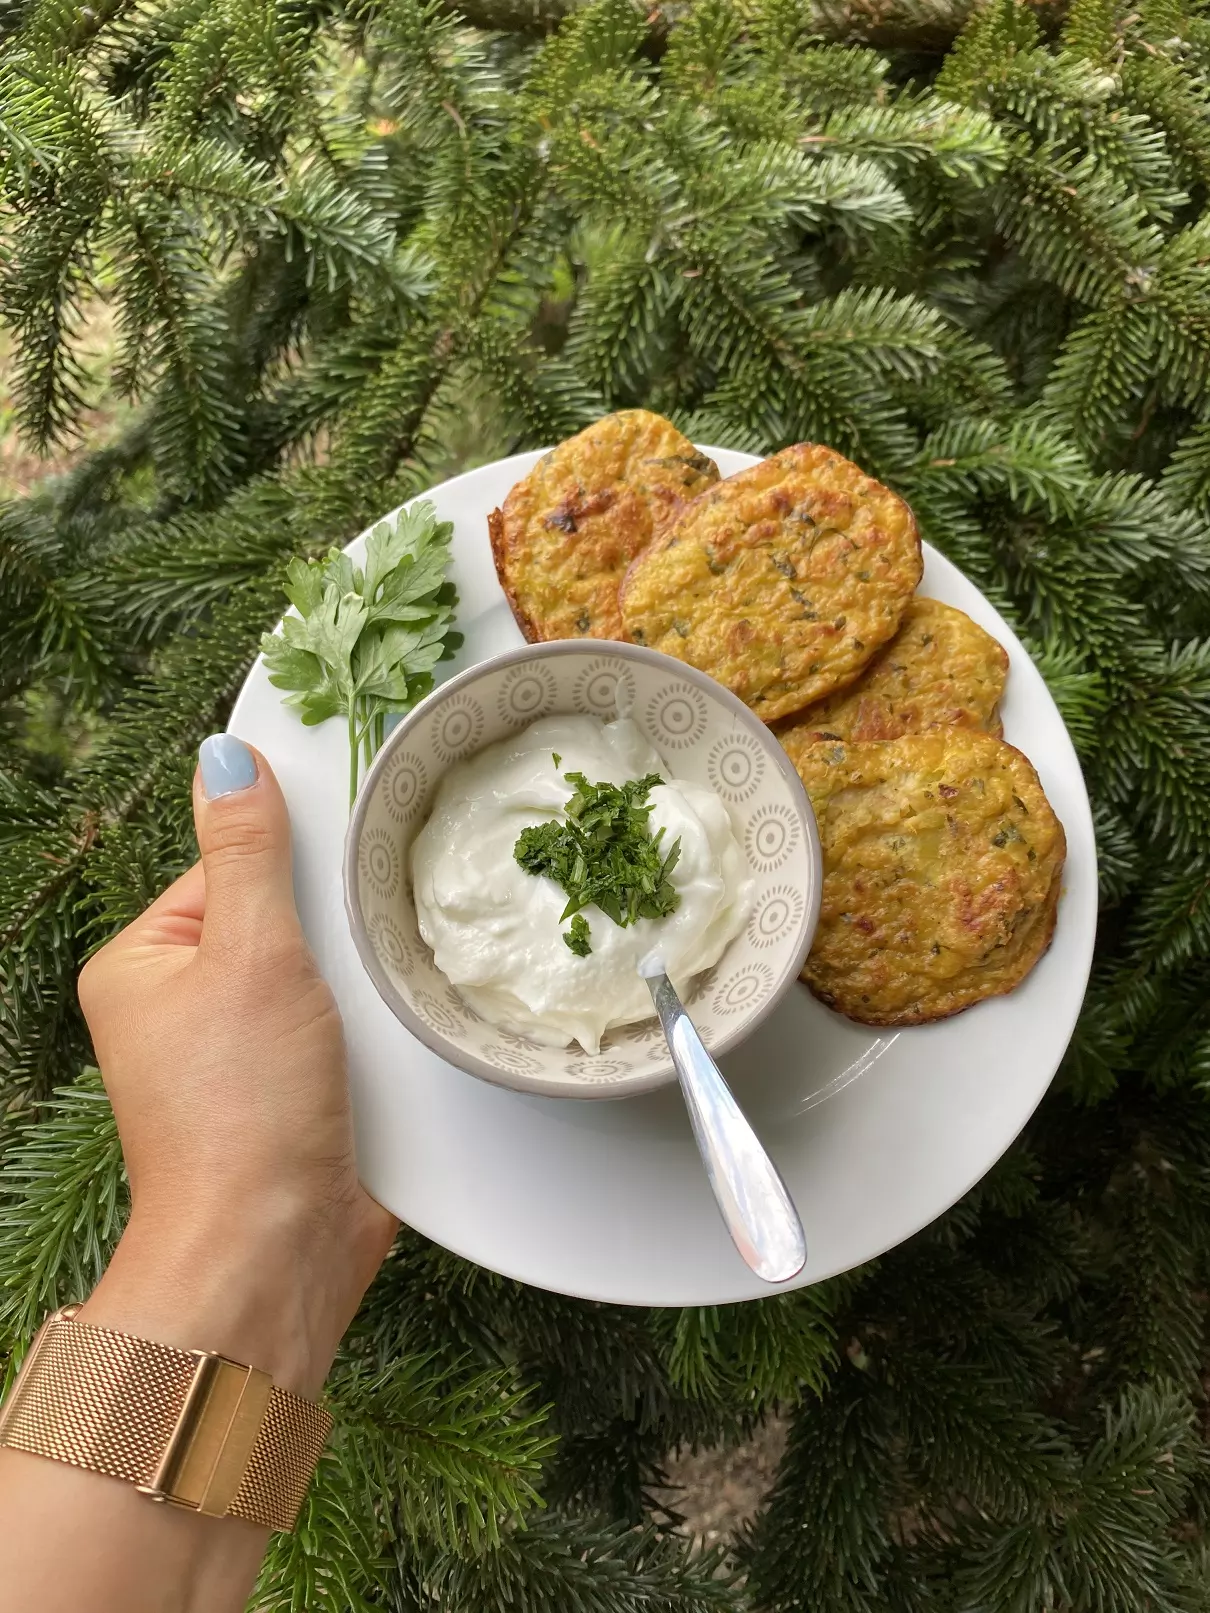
(0, 1307, 331, 1532)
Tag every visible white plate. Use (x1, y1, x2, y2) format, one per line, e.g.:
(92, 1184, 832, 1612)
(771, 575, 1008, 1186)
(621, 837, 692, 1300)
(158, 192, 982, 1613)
(229, 449, 1097, 1306)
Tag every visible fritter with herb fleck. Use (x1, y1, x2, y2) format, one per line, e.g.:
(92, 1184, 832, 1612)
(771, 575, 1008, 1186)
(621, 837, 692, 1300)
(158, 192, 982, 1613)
(618, 442, 922, 722)
(489, 410, 719, 644)
(779, 598, 1009, 746)
(790, 732, 1065, 1026)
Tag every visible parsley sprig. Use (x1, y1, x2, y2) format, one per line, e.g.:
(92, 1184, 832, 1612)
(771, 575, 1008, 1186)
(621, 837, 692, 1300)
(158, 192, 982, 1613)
(261, 501, 462, 805)
(514, 770, 682, 956)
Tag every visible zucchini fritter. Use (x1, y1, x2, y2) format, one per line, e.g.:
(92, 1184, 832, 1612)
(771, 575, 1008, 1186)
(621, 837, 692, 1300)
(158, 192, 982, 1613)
(791, 732, 1065, 1025)
(618, 443, 922, 722)
(489, 410, 719, 644)
(780, 598, 1009, 746)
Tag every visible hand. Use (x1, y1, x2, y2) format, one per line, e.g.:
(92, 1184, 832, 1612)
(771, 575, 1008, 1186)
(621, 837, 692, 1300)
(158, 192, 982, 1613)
(77, 734, 396, 1396)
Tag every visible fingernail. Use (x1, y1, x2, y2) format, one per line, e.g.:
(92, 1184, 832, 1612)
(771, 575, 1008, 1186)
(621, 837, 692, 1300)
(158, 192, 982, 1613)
(198, 734, 258, 800)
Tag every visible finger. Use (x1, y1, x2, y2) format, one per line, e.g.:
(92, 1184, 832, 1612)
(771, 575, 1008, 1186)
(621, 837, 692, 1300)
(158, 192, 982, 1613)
(105, 862, 207, 954)
(78, 860, 206, 1024)
(193, 735, 300, 950)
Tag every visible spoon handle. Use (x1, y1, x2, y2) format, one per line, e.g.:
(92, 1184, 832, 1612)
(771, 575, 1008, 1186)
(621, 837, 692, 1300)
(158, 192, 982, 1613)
(646, 972, 807, 1284)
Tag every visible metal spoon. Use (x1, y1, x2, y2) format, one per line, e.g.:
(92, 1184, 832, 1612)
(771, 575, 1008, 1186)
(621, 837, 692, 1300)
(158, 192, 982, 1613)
(639, 953, 807, 1283)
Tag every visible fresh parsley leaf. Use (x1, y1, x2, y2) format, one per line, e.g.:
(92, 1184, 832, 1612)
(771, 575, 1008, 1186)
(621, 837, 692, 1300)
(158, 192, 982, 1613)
(513, 773, 682, 938)
(262, 500, 461, 805)
(564, 914, 592, 956)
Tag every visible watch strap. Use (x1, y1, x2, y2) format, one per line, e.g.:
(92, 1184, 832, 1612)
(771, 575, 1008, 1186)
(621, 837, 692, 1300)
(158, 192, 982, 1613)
(0, 1307, 331, 1532)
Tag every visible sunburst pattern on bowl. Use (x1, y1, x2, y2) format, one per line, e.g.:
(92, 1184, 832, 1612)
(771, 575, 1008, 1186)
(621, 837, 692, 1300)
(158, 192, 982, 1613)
(345, 642, 821, 1100)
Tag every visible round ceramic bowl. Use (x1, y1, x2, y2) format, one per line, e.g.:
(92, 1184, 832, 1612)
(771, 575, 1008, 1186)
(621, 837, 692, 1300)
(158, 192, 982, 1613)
(344, 642, 821, 1100)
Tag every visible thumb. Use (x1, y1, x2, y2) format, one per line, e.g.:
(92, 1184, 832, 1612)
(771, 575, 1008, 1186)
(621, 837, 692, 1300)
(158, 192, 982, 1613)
(193, 734, 300, 948)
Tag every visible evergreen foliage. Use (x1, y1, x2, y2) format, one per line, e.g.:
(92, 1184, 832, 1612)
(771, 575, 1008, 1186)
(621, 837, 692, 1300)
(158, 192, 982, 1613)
(4, 0, 1210, 1605)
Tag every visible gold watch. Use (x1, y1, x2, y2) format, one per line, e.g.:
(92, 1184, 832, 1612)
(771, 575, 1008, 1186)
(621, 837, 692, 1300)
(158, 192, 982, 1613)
(0, 1305, 331, 1532)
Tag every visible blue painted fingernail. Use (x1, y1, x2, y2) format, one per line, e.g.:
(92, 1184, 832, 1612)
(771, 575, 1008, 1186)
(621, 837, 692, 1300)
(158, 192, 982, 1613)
(199, 734, 258, 799)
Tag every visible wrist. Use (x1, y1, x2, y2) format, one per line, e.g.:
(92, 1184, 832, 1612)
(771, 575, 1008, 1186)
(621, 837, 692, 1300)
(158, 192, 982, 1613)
(79, 1206, 343, 1399)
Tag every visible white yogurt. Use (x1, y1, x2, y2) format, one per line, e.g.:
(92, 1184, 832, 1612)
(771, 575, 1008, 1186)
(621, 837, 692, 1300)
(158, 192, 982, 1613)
(410, 715, 754, 1052)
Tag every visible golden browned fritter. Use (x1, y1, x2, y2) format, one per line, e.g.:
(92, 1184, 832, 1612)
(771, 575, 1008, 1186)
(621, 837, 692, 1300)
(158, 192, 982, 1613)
(489, 410, 719, 644)
(618, 443, 922, 723)
(779, 598, 1009, 746)
(790, 732, 1065, 1026)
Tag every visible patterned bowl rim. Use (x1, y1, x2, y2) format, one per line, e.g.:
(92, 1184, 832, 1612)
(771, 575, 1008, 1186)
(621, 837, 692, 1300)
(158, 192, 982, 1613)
(343, 641, 822, 1101)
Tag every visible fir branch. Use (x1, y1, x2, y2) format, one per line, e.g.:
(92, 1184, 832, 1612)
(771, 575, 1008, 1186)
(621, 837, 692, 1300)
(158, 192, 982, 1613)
(97, 464, 374, 638)
(650, 1291, 837, 1407)
(817, 95, 1007, 184)
(1021, 636, 1109, 757)
(1092, 799, 1144, 904)
(994, 145, 1164, 306)
(740, 1365, 897, 1612)
(563, 227, 680, 403)
(329, 1353, 555, 1553)
(0, 1070, 126, 1378)
(104, 191, 241, 496)
(1041, 298, 1162, 461)
(0, 767, 94, 1099)
(909, 414, 1088, 519)
(0, 501, 114, 697)
(1123, 54, 1210, 194)
(1060, 0, 1120, 66)
(410, 1515, 741, 1613)
(891, 1353, 1064, 1516)
(1165, 422, 1210, 519)
(955, 1384, 1204, 1613)
(252, 1449, 388, 1613)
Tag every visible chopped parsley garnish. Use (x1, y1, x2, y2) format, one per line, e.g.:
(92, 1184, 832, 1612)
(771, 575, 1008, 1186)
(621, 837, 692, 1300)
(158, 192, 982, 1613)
(552, 752, 562, 768)
(514, 771, 682, 957)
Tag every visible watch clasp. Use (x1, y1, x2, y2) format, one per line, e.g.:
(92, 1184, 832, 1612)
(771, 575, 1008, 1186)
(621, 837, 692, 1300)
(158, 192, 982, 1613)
(137, 1351, 272, 1517)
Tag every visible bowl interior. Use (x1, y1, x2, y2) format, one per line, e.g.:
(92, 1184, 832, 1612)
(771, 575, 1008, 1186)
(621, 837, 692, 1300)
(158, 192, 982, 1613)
(348, 645, 819, 1098)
